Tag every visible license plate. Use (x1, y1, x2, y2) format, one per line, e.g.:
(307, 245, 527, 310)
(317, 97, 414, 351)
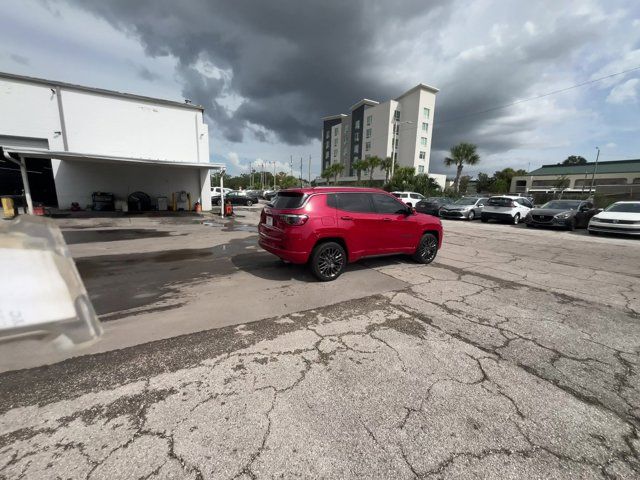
(266, 215, 273, 226)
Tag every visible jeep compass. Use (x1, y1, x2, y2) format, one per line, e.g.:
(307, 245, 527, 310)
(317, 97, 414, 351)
(258, 187, 443, 281)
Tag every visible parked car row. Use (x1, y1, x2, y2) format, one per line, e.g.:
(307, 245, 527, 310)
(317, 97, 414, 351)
(419, 193, 639, 236)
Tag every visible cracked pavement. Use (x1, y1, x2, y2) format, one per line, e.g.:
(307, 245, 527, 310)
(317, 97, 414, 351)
(1, 220, 639, 479)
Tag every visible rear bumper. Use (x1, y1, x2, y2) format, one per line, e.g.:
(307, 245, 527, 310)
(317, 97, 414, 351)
(258, 228, 310, 263)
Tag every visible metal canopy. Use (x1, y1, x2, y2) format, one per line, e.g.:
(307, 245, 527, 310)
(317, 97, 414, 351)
(1, 146, 224, 170)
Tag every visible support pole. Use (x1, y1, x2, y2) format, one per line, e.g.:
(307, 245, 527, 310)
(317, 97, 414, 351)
(3, 151, 33, 214)
(220, 171, 225, 218)
(19, 157, 34, 215)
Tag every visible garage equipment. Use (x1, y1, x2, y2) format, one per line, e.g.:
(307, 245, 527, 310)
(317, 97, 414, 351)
(2, 197, 16, 219)
(92, 192, 115, 211)
(173, 191, 191, 211)
(128, 191, 151, 212)
(157, 196, 168, 211)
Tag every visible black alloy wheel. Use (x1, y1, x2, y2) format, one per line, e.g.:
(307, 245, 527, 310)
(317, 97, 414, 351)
(413, 233, 438, 264)
(311, 242, 346, 281)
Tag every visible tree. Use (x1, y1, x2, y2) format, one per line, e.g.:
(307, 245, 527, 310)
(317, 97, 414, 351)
(321, 167, 333, 184)
(475, 172, 493, 194)
(387, 166, 416, 191)
(458, 175, 471, 195)
(493, 168, 527, 193)
(380, 157, 396, 183)
(444, 142, 480, 193)
(562, 155, 587, 166)
(351, 159, 368, 185)
(413, 174, 442, 197)
(366, 156, 382, 185)
(330, 163, 344, 184)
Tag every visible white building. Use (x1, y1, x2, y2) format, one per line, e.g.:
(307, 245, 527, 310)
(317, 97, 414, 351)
(0, 71, 223, 213)
(321, 84, 438, 183)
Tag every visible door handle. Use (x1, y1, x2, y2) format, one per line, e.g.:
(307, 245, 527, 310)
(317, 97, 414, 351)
(383, 218, 392, 221)
(341, 216, 354, 221)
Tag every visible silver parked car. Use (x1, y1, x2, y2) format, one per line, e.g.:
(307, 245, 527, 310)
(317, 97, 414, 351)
(439, 197, 489, 221)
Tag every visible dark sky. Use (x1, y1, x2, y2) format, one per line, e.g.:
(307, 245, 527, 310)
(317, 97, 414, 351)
(2, 0, 639, 176)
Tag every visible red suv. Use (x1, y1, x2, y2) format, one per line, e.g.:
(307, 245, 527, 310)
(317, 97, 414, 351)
(258, 187, 443, 281)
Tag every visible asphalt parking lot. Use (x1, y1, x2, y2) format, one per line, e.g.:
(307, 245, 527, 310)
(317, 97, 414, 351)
(1, 210, 639, 479)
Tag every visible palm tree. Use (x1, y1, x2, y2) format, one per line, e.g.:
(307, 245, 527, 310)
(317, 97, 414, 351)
(331, 163, 345, 184)
(366, 156, 381, 185)
(380, 156, 395, 184)
(444, 142, 480, 193)
(351, 159, 368, 185)
(321, 167, 333, 185)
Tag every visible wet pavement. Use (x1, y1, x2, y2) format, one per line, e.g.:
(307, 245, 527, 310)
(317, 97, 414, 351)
(0, 218, 639, 478)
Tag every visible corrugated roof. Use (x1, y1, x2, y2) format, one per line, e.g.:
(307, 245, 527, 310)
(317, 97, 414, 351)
(528, 159, 640, 176)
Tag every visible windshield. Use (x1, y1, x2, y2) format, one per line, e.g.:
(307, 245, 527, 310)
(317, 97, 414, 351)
(604, 202, 640, 213)
(487, 197, 514, 207)
(542, 200, 581, 210)
(271, 192, 307, 209)
(454, 197, 478, 205)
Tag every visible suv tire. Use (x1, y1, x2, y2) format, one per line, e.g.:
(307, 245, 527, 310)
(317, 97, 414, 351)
(412, 233, 438, 265)
(310, 241, 346, 281)
(512, 213, 521, 225)
(481, 215, 489, 223)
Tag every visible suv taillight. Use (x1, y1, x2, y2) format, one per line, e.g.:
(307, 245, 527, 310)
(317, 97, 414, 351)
(279, 214, 309, 226)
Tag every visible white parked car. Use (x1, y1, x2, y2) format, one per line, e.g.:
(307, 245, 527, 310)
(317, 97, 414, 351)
(588, 201, 640, 236)
(481, 195, 533, 224)
(391, 191, 425, 207)
(211, 187, 232, 196)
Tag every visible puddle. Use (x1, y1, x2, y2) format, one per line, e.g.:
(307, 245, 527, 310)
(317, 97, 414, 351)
(62, 229, 186, 244)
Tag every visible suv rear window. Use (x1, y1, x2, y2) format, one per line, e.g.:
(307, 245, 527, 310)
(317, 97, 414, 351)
(487, 197, 514, 207)
(271, 192, 307, 209)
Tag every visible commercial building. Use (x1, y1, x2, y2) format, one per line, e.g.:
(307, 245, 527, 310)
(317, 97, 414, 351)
(510, 159, 640, 201)
(321, 84, 438, 183)
(0, 71, 223, 213)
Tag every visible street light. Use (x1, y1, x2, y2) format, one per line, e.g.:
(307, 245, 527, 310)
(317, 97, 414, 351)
(390, 120, 414, 179)
(588, 146, 600, 196)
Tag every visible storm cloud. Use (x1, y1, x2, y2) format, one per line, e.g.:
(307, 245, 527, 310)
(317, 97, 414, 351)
(49, 0, 640, 173)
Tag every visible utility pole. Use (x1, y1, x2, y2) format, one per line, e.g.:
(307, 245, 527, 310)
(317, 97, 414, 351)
(290, 155, 293, 177)
(249, 161, 252, 188)
(588, 147, 600, 197)
(300, 157, 303, 187)
(308, 155, 311, 184)
(272, 161, 277, 189)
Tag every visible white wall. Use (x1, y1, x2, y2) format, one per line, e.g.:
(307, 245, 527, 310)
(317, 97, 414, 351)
(0, 79, 65, 150)
(62, 90, 208, 162)
(54, 161, 207, 210)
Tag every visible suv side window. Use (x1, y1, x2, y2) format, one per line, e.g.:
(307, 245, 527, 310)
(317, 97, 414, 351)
(372, 194, 407, 214)
(336, 193, 375, 213)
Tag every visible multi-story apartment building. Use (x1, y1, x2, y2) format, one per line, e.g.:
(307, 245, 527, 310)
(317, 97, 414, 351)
(321, 83, 438, 182)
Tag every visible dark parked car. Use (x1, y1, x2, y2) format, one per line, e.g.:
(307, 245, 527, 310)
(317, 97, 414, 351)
(525, 199, 597, 230)
(415, 197, 454, 217)
(439, 197, 489, 221)
(259, 187, 443, 281)
(263, 189, 279, 201)
(213, 190, 259, 206)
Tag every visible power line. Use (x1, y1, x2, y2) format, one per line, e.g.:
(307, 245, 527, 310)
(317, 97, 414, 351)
(437, 64, 640, 125)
